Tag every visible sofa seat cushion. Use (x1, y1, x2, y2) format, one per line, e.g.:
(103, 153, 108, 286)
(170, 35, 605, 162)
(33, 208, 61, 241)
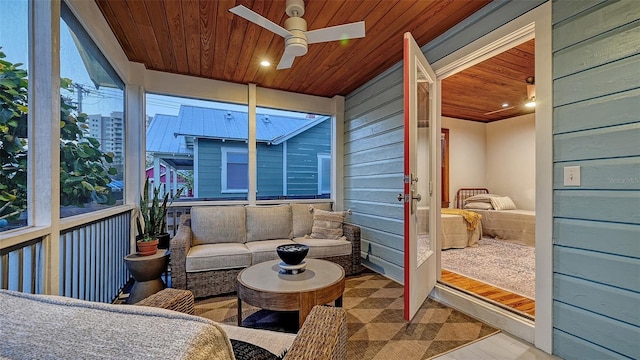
(245, 239, 297, 264)
(291, 203, 332, 237)
(246, 205, 293, 241)
(293, 237, 352, 258)
(191, 205, 247, 245)
(186, 243, 252, 272)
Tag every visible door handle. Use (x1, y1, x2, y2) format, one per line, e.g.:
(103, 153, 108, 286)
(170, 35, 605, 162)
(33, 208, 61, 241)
(411, 190, 422, 214)
(397, 193, 404, 202)
(413, 193, 422, 202)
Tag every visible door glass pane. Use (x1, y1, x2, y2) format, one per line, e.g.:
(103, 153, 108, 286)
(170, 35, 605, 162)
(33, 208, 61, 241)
(416, 75, 431, 266)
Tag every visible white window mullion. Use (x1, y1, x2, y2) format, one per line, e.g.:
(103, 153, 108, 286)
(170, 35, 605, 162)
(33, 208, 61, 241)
(30, 0, 61, 295)
(248, 84, 257, 204)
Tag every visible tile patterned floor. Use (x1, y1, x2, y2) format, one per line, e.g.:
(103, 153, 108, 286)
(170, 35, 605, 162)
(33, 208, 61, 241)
(195, 270, 500, 360)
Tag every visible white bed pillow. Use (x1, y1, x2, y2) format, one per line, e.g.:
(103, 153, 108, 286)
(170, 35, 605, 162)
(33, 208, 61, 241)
(464, 194, 501, 204)
(464, 202, 493, 210)
(490, 196, 517, 210)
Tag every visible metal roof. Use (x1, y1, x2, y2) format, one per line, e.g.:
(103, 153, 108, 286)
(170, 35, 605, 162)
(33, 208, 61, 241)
(174, 106, 327, 144)
(146, 114, 192, 155)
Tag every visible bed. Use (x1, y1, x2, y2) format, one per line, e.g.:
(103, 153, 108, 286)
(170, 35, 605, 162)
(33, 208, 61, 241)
(455, 188, 535, 247)
(417, 207, 482, 250)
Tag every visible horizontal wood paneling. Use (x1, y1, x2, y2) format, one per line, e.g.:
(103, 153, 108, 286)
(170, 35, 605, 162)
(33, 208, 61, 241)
(553, 20, 640, 79)
(343, 200, 403, 220)
(554, 274, 639, 325)
(553, 54, 640, 106)
(553, 88, 640, 134)
(361, 252, 404, 284)
(345, 62, 405, 283)
(344, 159, 404, 178)
(356, 226, 404, 252)
(553, 0, 640, 51)
(553, 123, 640, 161)
(554, 218, 640, 258)
(553, 157, 640, 190)
(552, 0, 606, 25)
(553, 301, 640, 359)
(362, 240, 404, 267)
(553, 190, 640, 224)
(348, 213, 404, 238)
(344, 173, 403, 190)
(553, 329, 633, 360)
(553, 2, 640, 357)
(553, 246, 640, 292)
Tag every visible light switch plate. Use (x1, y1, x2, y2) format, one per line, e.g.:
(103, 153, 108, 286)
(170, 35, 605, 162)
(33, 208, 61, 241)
(564, 166, 581, 186)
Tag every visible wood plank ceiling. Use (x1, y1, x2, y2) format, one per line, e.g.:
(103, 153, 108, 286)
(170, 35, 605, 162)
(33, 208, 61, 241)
(95, 0, 535, 122)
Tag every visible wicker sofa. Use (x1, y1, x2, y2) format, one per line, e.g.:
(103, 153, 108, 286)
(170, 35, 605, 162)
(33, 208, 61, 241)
(0, 288, 347, 360)
(171, 203, 361, 298)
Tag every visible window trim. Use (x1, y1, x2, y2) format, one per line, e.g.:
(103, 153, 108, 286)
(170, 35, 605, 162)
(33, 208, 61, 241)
(317, 153, 331, 195)
(221, 147, 248, 193)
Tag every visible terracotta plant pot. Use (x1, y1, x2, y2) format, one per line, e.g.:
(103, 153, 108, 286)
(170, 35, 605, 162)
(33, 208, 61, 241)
(137, 239, 159, 256)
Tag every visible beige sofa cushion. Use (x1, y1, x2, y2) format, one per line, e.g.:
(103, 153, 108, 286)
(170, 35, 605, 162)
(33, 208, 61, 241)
(291, 203, 332, 237)
(186, 243, 252, 272)
(245, 239, 297, 264)
(246, 205, 292, 241)
(309, 209, 347, 240)
(191, 206, 246, 245)
(293, 237, 352, 258)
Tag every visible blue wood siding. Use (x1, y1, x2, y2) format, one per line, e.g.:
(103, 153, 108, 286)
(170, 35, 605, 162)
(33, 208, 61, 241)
(197, 140, 247, 199)
(287, 119, 331, 197)
(257, 143, 283, 198)
(343, 0, 545, 283)
(552, 1, 640, 359)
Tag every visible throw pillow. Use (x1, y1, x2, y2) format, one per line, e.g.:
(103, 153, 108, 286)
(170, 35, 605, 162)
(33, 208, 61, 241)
(307, 208, 347, 240)
(231, 339, 286, 360)
(490, 196, 517, 210)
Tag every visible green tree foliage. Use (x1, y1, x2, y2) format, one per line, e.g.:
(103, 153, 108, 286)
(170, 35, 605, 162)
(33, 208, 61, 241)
(0, 49, 117, 221)
(0, 50, 28, 220)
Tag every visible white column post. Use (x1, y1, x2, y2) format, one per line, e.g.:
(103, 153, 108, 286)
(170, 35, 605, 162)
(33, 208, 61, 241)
(332, 95, 345, 210)
(30, 0, 61, 295)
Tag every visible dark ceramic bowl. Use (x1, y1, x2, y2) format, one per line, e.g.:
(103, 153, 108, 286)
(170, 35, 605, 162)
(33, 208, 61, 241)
(276, 244, 309, 265)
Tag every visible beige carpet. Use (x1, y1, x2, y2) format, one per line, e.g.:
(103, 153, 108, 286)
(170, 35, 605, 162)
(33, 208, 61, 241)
(195, 270, 500, 359)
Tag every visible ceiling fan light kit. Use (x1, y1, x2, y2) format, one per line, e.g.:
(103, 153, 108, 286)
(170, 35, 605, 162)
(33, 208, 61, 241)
(229, 0, 365, 70)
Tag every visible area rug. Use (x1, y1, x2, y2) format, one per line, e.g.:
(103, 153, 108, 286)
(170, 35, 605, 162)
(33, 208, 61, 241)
(195, 271, 500, 360)
(441, 237, 535, 298)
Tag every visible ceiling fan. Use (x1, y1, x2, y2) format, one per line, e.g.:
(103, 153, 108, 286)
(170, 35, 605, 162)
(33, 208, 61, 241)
(484, 76, 536, 116)
(229, 0, 366, 70)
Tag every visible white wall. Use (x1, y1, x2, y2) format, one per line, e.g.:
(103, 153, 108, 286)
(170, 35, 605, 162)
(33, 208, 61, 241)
(433, 114, 536, 210)
(487, 113, 536, 210)
(441, 117, 487, 207)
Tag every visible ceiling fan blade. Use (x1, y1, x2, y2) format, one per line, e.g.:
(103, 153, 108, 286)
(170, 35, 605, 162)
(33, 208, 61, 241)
(484, 106, 515, 116)
(229, 5, 292, 38)
(276, 52, 296, 70)
(306, 21, 366, 44)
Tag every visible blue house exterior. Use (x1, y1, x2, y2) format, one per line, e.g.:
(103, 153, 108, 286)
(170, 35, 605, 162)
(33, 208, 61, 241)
(147, 106, 331, 200)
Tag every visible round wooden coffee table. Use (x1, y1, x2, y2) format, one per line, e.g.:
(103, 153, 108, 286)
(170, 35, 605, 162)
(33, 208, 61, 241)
(237, 258, 345, 329)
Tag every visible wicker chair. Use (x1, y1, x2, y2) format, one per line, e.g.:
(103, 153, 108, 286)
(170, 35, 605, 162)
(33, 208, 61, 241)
(137, 288, 348, 360)
(171, 213, 362, 298)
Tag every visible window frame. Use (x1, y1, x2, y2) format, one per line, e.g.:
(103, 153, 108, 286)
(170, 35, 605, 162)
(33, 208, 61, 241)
(317, 153, 331, 195)
(221, 147, 249, 193)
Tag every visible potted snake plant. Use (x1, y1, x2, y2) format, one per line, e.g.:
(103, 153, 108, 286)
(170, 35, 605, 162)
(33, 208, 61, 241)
(136, 177, 183, 255)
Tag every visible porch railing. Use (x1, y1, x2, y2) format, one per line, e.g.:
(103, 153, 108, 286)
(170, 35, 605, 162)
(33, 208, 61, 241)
(1, 207, 132, 303)
(0, 237, 45, 294)
(59, 209, 131, 303)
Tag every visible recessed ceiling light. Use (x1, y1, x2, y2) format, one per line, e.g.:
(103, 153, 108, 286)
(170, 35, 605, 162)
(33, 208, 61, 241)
(260, 60, 270, 67)
(525, 101, 536, 108)
(501, 103, 509, 108)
